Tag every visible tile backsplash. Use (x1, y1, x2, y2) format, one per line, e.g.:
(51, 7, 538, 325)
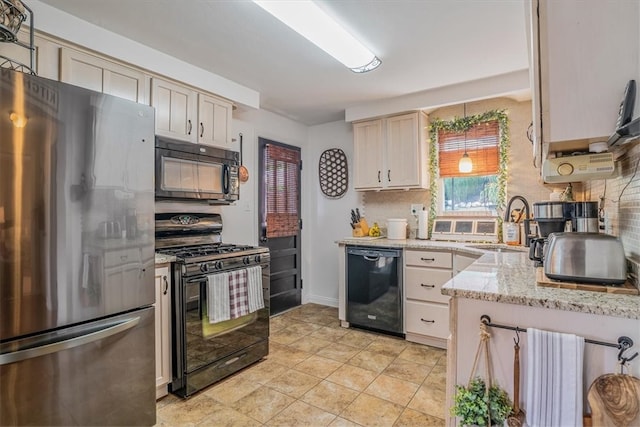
(586, 140, 640, 277)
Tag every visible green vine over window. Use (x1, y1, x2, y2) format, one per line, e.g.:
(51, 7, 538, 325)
(427, 109, 510, 239)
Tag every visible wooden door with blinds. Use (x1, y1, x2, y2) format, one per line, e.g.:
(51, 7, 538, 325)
(258, 138, 302, 315)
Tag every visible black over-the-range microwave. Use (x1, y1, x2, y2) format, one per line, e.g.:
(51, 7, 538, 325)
(155, 136, 240, 204)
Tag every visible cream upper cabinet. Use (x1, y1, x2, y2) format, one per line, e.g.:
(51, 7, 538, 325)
(198, 93, 233, 148)
(151, 77, 198, 142)
(353, 112, 428, 190)
(154, 266, 171, 399)
(60, 48, 150, 104)
(353, 119, 384, 189)
(152, 77, 233, 147)
(385, 113, 426, 188)
(0, 29, 60, 79)
(531, 0, 640, 156)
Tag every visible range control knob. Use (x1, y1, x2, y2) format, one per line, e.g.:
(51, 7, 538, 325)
(243, 256, 251, 265)
(200, 264, 209, 273)
(215, 261, 224, 270)
(254, 255, 261, 263)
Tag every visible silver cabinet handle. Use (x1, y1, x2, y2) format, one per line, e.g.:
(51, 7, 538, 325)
(420, 257, 435, 262)
(0, 317, 140, 365)
(187, 120, 192, 135)
(163, 275, 169, 295)
(420, 318, 435, 323)
(200, 122, 204, 138)
(420, 284, 435, 288)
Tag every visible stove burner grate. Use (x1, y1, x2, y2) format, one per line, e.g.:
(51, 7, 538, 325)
(157, 243, 261, 260)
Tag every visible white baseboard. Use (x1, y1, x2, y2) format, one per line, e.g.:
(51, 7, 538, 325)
(306, 295, 338, 308)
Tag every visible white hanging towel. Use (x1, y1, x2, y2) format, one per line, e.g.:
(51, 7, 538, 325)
(207, 272, 230, 323)
(247, 266, 264, 313)
(525, 327, 585, 427)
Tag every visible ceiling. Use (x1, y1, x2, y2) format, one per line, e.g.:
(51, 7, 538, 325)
(40, 0, 530, 125)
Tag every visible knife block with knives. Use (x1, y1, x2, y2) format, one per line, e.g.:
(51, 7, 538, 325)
(350, 208, 370, 237)
(352, 218, 370, 237)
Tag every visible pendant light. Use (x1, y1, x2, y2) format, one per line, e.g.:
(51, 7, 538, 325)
(458, 104, 473, 173)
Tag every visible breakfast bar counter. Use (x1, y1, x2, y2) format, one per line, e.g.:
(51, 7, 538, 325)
(337, 237, 640, 319)
(338, 238, 640, 425)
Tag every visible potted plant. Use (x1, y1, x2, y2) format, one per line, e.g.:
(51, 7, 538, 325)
(451, 376, 513, 426)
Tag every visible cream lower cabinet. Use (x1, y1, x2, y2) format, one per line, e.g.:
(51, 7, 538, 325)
(60, 47, 150, 104)
(353, 112, 428, 190)
(154, 266, 171, 399)
(151, 77, 233, 148)
(404, 249, 453, 349)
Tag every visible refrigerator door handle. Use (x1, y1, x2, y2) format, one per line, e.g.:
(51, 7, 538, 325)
(0, 317, 140, 365)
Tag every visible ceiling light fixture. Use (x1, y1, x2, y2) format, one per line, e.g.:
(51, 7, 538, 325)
(458, 104, 473, 173)
(253, 0, 381, 73)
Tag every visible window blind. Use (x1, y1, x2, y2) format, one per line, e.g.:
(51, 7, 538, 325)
(438, 120, 499, 177)
(265, 144, 300, 238)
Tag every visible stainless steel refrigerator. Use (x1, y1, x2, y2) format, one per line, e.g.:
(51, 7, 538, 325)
(0, 69, 156, 426)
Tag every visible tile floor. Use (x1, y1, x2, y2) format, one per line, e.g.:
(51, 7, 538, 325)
(156, 303, 447, 426)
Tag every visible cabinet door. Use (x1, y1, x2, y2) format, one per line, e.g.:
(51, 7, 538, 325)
(536, 0, 639, 149)
(386, 112, 423, 188)
(353, 119, 383, 189)
(0, 29, 52, 78)
(198, 93, 233, 148)
(60, 48, 149, 104)
(151, 78, 197, 142)
(154, 266, 171, 399)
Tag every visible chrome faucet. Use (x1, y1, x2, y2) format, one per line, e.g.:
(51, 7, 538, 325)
(504, 195, 532, 247)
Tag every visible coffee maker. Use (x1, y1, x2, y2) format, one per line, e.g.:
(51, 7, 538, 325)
(529, 201, 565, 266)
(571, 201, 599, 232)
(529, 200, 599, 266)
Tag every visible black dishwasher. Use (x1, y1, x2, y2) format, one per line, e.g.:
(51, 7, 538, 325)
(346, 246, 403, 337)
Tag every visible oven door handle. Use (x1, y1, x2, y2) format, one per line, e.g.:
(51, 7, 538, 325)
(186, 275, 210, 283)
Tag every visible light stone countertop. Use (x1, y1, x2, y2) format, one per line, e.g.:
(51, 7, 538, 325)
(336, 238, 640, 320)
(155, 253, 176, 264)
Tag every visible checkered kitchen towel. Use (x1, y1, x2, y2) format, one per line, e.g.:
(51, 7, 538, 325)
(228, 268, 250, 319)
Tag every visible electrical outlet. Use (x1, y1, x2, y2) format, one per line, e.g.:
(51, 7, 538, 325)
(410, 204, 424, 215)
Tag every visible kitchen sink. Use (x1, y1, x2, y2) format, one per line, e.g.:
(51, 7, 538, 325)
(465, 244, 526, 253)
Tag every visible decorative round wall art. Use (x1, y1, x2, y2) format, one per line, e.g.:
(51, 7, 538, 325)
(318, 148, 348, 198)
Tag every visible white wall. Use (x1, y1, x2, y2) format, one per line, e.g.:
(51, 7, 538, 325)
(304, 121, 360, 307)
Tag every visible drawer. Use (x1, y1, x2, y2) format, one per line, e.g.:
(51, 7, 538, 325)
(405, 250, 452, 269)
(104, 248, 142, 268)
(405, 267, 452, 304)
(405, 301, 449, 339)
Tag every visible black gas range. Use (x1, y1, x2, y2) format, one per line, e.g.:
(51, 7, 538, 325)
(155, 212, 270, 398)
